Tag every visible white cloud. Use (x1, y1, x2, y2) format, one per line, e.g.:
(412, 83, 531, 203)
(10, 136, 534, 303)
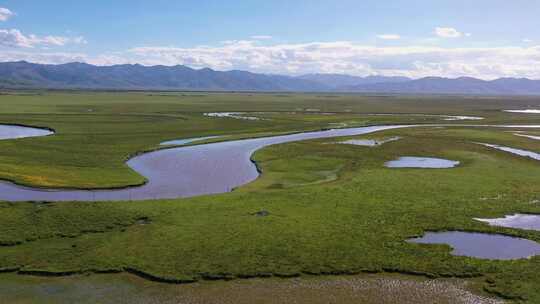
(435, 27, 463, 38)
(0, 50, 90, 63)
(250, 35, 273, 40)
(377, 34, 401, 40)
(523, 38, 533, 43)
(122, 41, 540, 79)
(72, 36, 88, 45)
(2, 40, 540, 80)
(0, 7, 14, 21)
(0, 29, 87, 48)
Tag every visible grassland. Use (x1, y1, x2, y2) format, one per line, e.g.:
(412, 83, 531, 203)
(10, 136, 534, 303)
(1, 91, 540, 302)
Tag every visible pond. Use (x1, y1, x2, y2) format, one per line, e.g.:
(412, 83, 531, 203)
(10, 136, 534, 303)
(408, 231, 540, 260)
(204, 112, 262, 120)
(0, 124, 53, 140)
(340, 136, 401, 147)
(385, 157, 460, 168)
(475, 214, 540, 231)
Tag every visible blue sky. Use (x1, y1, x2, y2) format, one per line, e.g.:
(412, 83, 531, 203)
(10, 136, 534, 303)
(1, 1, 539, 79)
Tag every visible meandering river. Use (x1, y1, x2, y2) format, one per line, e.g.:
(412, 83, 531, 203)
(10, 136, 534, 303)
(0, 124, 407, 201)
(1, 123, 539, 202)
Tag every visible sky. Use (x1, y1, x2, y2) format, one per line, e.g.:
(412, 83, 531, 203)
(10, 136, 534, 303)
(0, 0, 539, 79)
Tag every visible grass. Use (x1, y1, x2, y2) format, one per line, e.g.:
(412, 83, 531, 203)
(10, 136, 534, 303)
(0, 91, 540, 302)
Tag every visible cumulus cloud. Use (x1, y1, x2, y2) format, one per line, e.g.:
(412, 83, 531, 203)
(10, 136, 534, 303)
(0, 7, 14, 21)
(0, 29, 87, 48)
(250, 35, 273, 40)
(2, 40, 540, 80)
(0, 50, 89, 63)
(377, 34, 401, 40)
(435, 27, 463, 38)
(123, 41, 540, 79)
(72, 36, 88, 44)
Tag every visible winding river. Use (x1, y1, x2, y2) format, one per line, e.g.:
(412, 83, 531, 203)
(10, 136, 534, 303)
(1, 123, 540, 202)
(0, 124, 407, 201)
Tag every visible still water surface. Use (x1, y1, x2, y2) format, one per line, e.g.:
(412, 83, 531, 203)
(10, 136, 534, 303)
(0, 125, 407, 201)
(408, 231, 540, 260)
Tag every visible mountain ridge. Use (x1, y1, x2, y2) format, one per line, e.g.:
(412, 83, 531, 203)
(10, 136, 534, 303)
(1, 61, 539, 95)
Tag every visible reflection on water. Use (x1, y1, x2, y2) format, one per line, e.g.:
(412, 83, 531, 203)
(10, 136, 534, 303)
(480, 143, 540, 161)
(408, 231, 540, 260)
(0, 124, 53, 140)
(0, 125, 408, 201)
(385, 157, 459, 168)
(2, 123, 540, 202)
(341, 136, 401, 147)
(475, 214, 540, 231)
(514, 133, 540, 141)
(504, 109, 540, 114)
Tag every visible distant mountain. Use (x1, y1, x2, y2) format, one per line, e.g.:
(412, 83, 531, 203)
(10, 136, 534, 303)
(298, 73, 411, 88)
(0, 61, 539, 95)
(344, 76, 540, 95)
(0, 61, 329, 91)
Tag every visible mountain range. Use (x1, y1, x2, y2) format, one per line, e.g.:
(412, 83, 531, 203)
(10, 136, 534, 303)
(1, 61, 539, 95)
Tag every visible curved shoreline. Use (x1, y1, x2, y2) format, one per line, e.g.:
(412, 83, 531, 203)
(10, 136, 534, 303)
(0, 124, 409, 201)
(0, 265, 484, 286)
(1, 123, 540, 202)
(0, 123, 55, 139)
(0, 122, 56, 133)
(0, 124, 401, 192)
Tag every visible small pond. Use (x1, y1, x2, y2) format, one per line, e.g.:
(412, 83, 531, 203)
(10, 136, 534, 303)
(204, 112, 262, 120)
(341, 136, 401, 147)
(475, 214, 540, 231)
(385, 157, 460, 168)
(0, 124, 53, 140)
(408, 231, 540, 260)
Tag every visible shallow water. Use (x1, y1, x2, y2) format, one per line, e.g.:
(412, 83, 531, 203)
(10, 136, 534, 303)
(504, 109, 540, 114)
(160, 136, 221, 146)
(480, 143, 540, 161)
(341, 136, 401, 147)
(441, 116, 483, 121)
(385, 157, 460, 168)
(514, 133, 540, 141)
(475, 214, 540, 231)
(204, 112, 485, 121)
(204, 112, 262, 120)
(0, 272, 503, 304)
(0, 124, 53, 140)
(408, 231, 540, 260)
(0, 125, 408, 201)
(2, 124, 540, 202)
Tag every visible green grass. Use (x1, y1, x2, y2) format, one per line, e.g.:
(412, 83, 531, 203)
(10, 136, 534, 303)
(1, 92, 540, 302)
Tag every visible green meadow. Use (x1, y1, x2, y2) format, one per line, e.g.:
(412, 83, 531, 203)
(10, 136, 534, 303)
(1, 91, 540, 302)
